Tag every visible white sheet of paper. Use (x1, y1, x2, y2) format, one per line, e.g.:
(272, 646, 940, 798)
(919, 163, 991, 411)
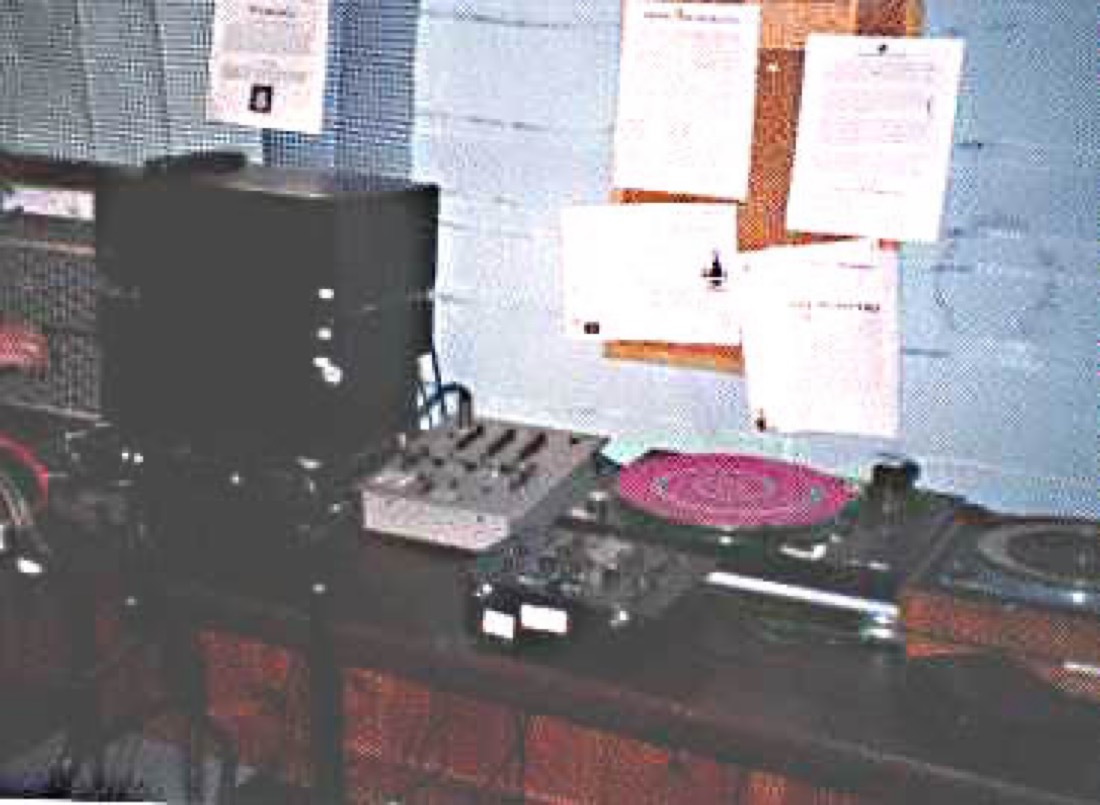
(562, 204, 740, 345)
(207, 0, 330, 134)
(613, 1, 761, 199)
(742, 239, 900, 437)
(786, 35, 965, 242)
(4, 185, 94, 220)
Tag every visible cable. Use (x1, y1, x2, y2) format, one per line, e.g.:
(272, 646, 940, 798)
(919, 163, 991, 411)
(417, 382, 473, 425)
(389, 693, 454, 801)
(416, 377, 433, 429)
(273, 653, 309, 789)
(0, 466, 49, 576)
(0, 470, 32, 533)
(428, 348, 447, 417)
(477, 709, 528, 803)
(0, 432, 49, 511)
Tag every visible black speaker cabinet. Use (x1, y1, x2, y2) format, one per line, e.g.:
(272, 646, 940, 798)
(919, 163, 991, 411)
(95, 165, 438, 465)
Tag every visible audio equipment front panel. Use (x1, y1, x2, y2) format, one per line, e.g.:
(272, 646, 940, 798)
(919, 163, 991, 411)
(360, 418, 606, 552)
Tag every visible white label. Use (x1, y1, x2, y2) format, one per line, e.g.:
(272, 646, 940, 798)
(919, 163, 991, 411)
(481, 609, 516, 641)
(520, 604, 570, 635)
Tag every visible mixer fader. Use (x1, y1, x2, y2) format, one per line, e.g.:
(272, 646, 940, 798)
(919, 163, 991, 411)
(360, 417, 607, 552)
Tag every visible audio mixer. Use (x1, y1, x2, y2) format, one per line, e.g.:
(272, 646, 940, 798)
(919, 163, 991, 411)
(360, 417, 606, 552)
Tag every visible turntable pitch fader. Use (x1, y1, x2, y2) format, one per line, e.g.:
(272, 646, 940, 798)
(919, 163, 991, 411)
(360, 417, 607, 552)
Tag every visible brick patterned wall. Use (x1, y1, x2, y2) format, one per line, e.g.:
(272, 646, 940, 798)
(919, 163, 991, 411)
(196, 629, 878, 805)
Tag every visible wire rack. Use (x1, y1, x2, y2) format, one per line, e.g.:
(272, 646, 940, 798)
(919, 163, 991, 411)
(0, 215, 100, 416)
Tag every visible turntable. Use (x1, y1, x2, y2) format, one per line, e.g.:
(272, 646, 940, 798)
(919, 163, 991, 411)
(901, 511, 1100, 700)
(610, 453, 960, 641)
(518, 451, 963, 643)
(562, 451, 859, 557)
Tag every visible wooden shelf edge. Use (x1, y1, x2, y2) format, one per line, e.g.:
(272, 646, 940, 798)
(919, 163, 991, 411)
(604, 341, 745, 375)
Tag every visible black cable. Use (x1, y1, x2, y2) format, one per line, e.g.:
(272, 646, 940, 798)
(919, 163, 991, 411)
(515, 710, 527, 805)
(387, 649, 457, 803)
(0, 470, 31, 532)
(478, 708, 528, 803)
(417, 382, 473, 424)
(416, 377, 433, 428)
(274, 653, 309, 790)
(428, 347, 447, 417)
(0, 467, 48, 575)
(389, 695, 453, 802)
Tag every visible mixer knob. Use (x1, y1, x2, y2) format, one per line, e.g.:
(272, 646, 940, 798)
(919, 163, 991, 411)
(871, 456, 919, 494)
(505, 462, 535, 491)
(584, 489, 611, 523)
(868, 456, 920, 527)
(457, 392, 475, 429)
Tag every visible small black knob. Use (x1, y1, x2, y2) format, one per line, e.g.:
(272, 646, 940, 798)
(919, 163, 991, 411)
(868, 457, 919, 527)
(457, 392, 474, 429)
(585, 489, 611, 523)
(871, 457, 919, 494)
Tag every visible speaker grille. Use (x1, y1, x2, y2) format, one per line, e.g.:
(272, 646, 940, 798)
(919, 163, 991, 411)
(0, 214, 100, 415)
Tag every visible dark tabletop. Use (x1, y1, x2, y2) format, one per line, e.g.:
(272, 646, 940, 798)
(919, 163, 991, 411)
(4, 405, 1098, 805)
(159, 526, 1100, 805)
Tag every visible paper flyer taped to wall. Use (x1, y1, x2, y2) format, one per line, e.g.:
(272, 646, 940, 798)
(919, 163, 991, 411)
(786, 34, 965, 242)
(742, 239, 900, 438)
(207, 0, 330, 134)
(562, 204, 741, 345)
(613, 1, 761, 199)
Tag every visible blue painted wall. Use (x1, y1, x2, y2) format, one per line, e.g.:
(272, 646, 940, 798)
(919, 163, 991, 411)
(4, 0, 1095, 516)
(1, 0, 261, 162)
(413, 0, 1099, 517)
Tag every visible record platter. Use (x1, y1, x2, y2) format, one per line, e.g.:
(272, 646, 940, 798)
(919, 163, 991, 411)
(902, 511, 1100, 698)
(616, 452, 857, 534)
(973, 519, 1100, 604)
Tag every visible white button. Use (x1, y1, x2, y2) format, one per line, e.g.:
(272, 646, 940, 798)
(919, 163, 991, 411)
(317, 327, 333, 341)
(520, 604, 569, 635)
(16, 557, 44, 576)
(481, 610, 516, 641)
(318, 287, 335, 300)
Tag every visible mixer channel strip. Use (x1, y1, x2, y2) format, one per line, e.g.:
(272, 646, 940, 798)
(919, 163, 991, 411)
(360, 418, 607, 552)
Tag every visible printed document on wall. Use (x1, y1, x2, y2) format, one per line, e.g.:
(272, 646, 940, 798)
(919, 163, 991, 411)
(562, 204, 740, 345)
(786, 35, 964, 242)
(742, 239, 899, 437)
(207, 0, 330, 134)
(613, 1, 760, 199)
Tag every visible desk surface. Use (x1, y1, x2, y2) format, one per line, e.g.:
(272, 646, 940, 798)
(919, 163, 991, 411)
(4, 406, 1098, 805)
(163, 528, 1100, 805)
